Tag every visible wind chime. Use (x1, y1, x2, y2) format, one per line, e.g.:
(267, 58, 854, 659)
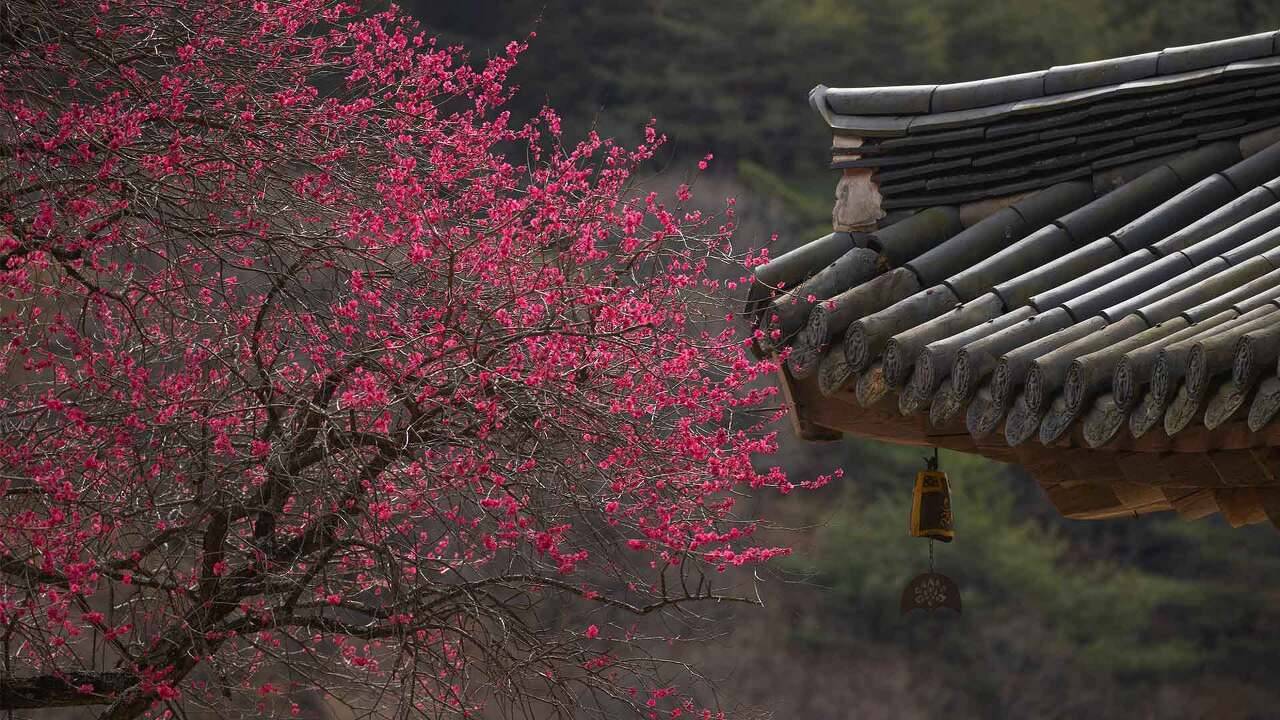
(900, 448, 961, 615)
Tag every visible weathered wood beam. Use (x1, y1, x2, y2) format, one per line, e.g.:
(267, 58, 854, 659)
(1215, 488, 1267, 527)
(1164, 488, 1220, 520)
(773, 366, 842, 442)
(1257, 486, 1280, 530)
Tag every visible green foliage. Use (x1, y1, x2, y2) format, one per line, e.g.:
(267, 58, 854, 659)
(735, 159, 830, 236)
(419, 0, 1280, 186)
(761, 437, 1280, 714)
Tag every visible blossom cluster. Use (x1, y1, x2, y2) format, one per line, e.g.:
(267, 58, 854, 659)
(0, 1, 833, 717)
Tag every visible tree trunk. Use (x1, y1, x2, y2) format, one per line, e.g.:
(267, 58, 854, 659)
(0, 672, 139, 710)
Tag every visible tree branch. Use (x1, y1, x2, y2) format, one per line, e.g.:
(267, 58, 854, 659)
(0, 670, 138, 710)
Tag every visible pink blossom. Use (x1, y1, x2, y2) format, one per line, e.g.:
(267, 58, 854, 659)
(0, 1, 820, 715)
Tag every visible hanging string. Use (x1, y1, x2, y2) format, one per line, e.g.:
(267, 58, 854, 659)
(929, 446, 938, 573)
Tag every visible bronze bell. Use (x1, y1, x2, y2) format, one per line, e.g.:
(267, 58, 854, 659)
(909, 469, 954, 542)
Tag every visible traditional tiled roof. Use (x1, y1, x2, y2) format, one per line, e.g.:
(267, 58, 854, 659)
(811, 31, 1280, 210)
(751, 33, 1280, 523)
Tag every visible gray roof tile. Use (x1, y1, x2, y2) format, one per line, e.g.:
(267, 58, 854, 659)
(832, 149, 934, 169)
(874, 157, 971, 184)
(1091, 140, 1198, 171)
(1045, 52, 1160, 95)
(1038, 111, 1146, 140)
(932, 132, 1044, 160)
(1156, 32, 1277, 75)
(925, 165, 1031, 191)
(972, 136, 1076, 168)
(1200, 118, 1280, 143)
(986, 107, 1093, 138)
(824, 85, 937, 116)
(931, 70, 1047, 113)
(774, 39, 1280, 462)
(875, 126, 987, 151)
(752, 131, 1280, 453)
(905, 101, 1021, 133)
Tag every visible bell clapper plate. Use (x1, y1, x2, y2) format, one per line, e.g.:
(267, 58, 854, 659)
(902, 449, 961, 615)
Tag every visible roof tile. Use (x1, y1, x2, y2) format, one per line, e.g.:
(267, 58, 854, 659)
(824, 85, 937, 116)
(1156, 32, 1278, 75)
(1045, 52, 1160, 95)
(930, 70, 1047, 114)
(765, 36, 1280, 478)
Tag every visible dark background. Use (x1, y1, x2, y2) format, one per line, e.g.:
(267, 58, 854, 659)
(410, 3, 1280, 717)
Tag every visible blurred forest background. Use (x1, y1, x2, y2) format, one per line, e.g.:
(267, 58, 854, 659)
(410, 3, 1280, 718)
